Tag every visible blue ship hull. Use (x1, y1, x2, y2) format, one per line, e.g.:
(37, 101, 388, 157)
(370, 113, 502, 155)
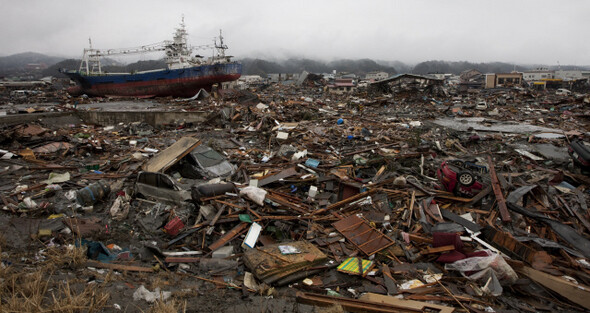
(64, 62, 242, 97)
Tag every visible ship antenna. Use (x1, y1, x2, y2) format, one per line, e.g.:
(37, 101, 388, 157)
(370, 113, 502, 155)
(215, 29, 227, 59)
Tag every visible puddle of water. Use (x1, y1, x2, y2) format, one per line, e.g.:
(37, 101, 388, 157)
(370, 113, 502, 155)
(533, 143, 569, 162)
(434, 117, 562, 134)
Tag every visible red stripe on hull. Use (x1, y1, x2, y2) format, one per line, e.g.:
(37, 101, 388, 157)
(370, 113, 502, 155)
(77, 74, 241, 98)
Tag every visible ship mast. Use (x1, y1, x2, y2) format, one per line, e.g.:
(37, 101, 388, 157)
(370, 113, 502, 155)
(78, 18, 231, 74)
(80, 38, 104, 74)
(215, 29, 228, 60)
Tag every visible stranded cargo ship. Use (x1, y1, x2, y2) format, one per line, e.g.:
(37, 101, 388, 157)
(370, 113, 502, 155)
(62, 19, 241, 97)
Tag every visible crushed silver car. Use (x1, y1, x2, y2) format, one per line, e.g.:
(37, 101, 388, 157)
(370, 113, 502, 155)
(174, 145, 236, 179)
(135, 171, 192, 205)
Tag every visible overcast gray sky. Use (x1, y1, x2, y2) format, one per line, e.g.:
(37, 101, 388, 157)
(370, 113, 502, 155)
(1, 0, 588, 65)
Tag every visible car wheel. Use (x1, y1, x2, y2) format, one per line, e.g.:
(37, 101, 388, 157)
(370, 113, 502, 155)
(457, 172, 475, 186)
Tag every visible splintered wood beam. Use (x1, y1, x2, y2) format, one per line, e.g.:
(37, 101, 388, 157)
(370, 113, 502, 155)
(165, 257, 200, 263)
(208, 222, 249, 251)
(487, 155, 511, 222)
(86, 260, 153, 272)
(312, 188, 379, 215)
(420, 245, 456, 255)
(298, 291, 457, 313)
(518, 266, 590, 310)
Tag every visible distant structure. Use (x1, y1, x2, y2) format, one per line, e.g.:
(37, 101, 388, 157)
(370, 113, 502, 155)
(522, 68, 554, 81)
(484, 73, 523, 88)
(326, 78, 356, 94)
(459, 69, 482, 82)
(554, 70, 590, 81)
(365, 71, 389, 81)
(25, 63, 48, 71)
(369, 73, 444, 94)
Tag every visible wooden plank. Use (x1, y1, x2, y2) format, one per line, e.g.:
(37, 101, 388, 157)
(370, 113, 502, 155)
(243, 241, 328, 284)
(487, 155, 511, 222)
(214, 200, 246, 211)
(255, 247, 291, 263)
(297, 291, 424, 313)
(481, 226, 552, 267)
(381, 265, 398, 295)
(165, 257, 200, 263)
(469, 185, 493, 205)
(407, 190, 415, 228)
(518, 266, 590, 310)
(63, 217, 103, 237)
(572, 189, 590, 233)
(440, 209, 482, 232)
(341, 142, 399, 157)
(208, 222, 248, 251)
(143, 137, 200, 173)
(208, 204, 226, 227)
(265, 192, 310, 214)
(257, 167, 298, 187)
(404, 294, 487, 304)
(407, 233, 433, 244)
(86, 260, 153, 272)
(81, 173, 129, 179)
(312, 188, 379, 215)
(360, 293, 455, 313)
(373, 165, 386, 181)
(421, 245, 455, 255)
(333, 215, 394, 256)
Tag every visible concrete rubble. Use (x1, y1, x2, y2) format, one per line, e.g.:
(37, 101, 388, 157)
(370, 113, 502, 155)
(1, 77, 590, 312)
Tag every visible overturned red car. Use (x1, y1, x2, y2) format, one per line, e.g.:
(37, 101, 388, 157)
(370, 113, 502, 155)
(437, 159, 488, 197)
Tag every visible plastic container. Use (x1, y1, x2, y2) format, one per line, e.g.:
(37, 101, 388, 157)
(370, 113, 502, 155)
(75, 180, 111, 206)
(192, 183, 236, 202)
(164, 216, 184, 236)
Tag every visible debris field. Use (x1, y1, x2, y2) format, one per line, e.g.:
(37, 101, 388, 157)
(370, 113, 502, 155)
(1, 81, 590, 313)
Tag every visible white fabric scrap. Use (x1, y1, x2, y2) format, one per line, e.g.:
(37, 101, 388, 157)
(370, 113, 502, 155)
(132, 285, 171, 303)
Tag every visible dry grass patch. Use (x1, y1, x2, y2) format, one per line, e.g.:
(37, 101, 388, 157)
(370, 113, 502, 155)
(0, 267, 109, 312)
(2, 269, 47, 311)
(44, 244, 87, 270)
(47, 281, 110, 313)
(0, 232, 111, 312)
(148, 299, 186, 313)
(150, 271, 178, 290)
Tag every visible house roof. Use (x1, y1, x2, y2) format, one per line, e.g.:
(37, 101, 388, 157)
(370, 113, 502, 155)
(332, 82, 355, 87)
(370, 73, 444, 85)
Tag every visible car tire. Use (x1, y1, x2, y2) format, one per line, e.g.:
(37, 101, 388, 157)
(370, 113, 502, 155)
(457, 172, 475, 186)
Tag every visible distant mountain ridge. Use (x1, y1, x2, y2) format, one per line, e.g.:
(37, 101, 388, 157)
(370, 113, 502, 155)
(411, 60, 590, 75)
(1, 52, 589, 78)
(0, 52, 65, 70)
(240, 58, 397, 76)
